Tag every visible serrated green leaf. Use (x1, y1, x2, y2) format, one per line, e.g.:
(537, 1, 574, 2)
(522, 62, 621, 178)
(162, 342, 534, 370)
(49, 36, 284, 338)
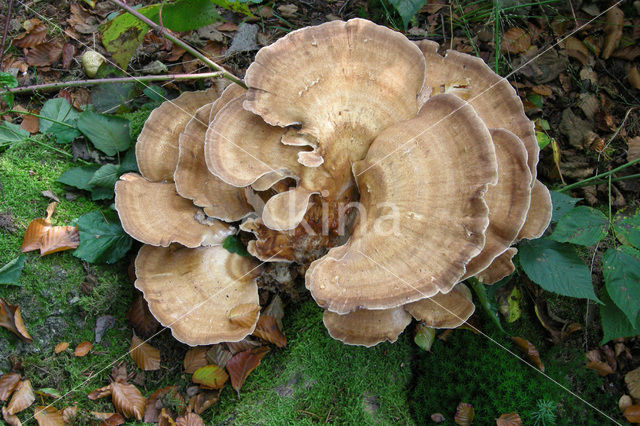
(77, 111, 131, 156)
(73, 211, 132, 264)
(223, 235, 249, 257)
(58, 165, 101, 191)
(549, 191, 581, 223)
(120, 148, 139, 173)
(388, 0, 427, 30)
(0, 255, 26, 286)
(0, 72, 18, 88)
(549, 206, 609, 246)
(599, 291, 640, 345)
(91, 186, 115, 201)
(603, 246, 640, 326)
(0, 121, 29, 146)
(519, 238, 599, 302)
(89, 164, 121, 188)
(39, 98, 81, 143)
(613, 208, 640, 249)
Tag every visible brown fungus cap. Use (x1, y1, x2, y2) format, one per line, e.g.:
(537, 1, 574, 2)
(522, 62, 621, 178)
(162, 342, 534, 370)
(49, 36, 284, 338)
(462, 128, 531, 279)
(136, 84, 226, 182)
(307, 94, 498, 314)
(476, 248, 517, 284)
(174, 86, 252, 221)
(114, 173, 234, 248)
(322, 306, 412, 347)
(404, 284, 475, 329)
(415, 40, 538, 184)
(517, 180, 552, 240)
(135, 245, 261, 346)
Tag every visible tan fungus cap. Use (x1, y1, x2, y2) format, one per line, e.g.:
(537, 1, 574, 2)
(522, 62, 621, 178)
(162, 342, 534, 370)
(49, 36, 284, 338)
(322, 306, 412, 347)
(404, 283, 475, 328)
(517, 180, 552, 240)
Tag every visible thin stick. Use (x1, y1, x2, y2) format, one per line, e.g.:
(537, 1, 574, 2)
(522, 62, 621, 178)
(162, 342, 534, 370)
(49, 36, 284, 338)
(26, 137, 91, 165)
(107, 0, 247, 89)
(558, 158, 640, 192)
(1, 71, 223, 95)
(0, 0, 14, 64)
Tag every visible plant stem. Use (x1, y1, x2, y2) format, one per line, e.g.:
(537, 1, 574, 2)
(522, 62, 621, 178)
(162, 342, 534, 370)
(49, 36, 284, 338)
(7, 110, 75, 128)
(557, 158, 640, 192)
(107, 0, 247, 89)
(0, 0, 14, 64)
(26, 137, 91, 165)
(0, 72, 223, 95)
(565, 173, 640, 190)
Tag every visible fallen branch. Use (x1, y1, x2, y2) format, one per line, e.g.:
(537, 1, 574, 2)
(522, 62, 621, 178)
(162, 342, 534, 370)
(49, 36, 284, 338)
(108, 0, 247, 89)
(1, 71, 223, 95)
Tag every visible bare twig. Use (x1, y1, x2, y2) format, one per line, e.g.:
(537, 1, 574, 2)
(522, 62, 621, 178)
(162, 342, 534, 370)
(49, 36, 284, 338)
(1, 71, 223, 95)
(1, 0, 14, 64)
(558, 158, 640, 192)
(107, 0, 247, 89)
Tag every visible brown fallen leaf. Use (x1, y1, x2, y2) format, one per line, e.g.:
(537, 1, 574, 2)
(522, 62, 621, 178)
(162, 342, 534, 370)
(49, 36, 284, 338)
(454, 402, 474, 426)
(586, 361, 614, 376)
(74, 341, 93, 357)
(496, 412, 522, 425)
(39, 226, 79, 255)
(188, 389, 220, 415)
(60, 405, 78, 424)
(602, 6, 624, 59)
(26, 42, 63, 67)
(430, 412, 445, 423)
(111, 381, 146, 421)
(88, 385, 112, 400)
(129, 335, 161, 371)
(54, 342, 69, 354)
(191, 365, 228, 390)
(158, 408, 176, 426)
(13, 19, 46, 48)
(175, 412, 205, 426)
(100, 413, 125, 426)
(7, 379, 35, 415)
(502, 28, 530, 54)
(34, 406, 64, 425)
(625, 367, 640, 399)
(20, 114, 39, 134)
(0, 373, 21, 401)
(143, 386, 182, 423)
(624, 405, 640, 423)
(253, 315, 286, 347)
(41, 190, 60, 203)
(2, 406, 21, 426)
(0, 298, 33, 343)
(226, 346, 270, 393)
(184, 347, 208, 374)
(206, 344, 232, 370)
(564, 36, 590, 66)
(620, 395, 633, 412)
(217, 22, 238, 32)
(21, 218, 52, 252)
(91, 411, 117, 420)
(228, 303, 260, 328)
(512, 337, 545, 372)
(225, 337, 262, 354)
(62, 43, 75, 70)
(127, 292, 160, 338)
(628, 66, 640, 90)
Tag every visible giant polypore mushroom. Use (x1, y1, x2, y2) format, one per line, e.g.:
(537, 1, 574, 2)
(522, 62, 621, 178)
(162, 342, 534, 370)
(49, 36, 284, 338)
(115, 18, 552, 348)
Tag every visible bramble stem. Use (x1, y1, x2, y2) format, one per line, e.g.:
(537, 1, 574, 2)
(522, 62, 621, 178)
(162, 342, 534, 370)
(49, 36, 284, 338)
(557, 158, 640, 192)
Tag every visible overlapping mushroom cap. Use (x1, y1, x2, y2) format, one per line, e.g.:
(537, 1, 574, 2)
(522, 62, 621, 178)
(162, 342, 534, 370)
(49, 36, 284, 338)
(115, 18, 552, 347)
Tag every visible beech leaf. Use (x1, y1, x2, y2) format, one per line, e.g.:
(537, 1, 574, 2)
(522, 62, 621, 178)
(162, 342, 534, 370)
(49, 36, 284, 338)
(110, 382, 146, 420)
(226, 346, 270, 392)
(253, 315, 287, 347)
(7, 379, 35, 415)
(0, 298, 33, 343)
(0, 373, 21, 401)
(585, 361, 614, 376)
(39, 226, 80, 255)
(228, 303, 260, 328)
(2, 406, 21, 426)
(88, 385, 112, 400)
(496, 412, 522, 426)
(191, 365, 228, 390)
(127, 293, 160, 338)
(129, 335, 161, 371)
(454, 402, 474, 426)
(34, 405, 64, 426)
(184, 347, 208, 374)
(512, 337, 545, 371)
(176, 412, 205, 426)
(54, 342, 69, 353)
(74, 340, 93, 357)
(624, 405, 640, 423)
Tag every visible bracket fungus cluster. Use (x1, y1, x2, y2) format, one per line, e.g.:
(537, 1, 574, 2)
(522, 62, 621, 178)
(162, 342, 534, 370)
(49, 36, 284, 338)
(115, 19, 552, 348)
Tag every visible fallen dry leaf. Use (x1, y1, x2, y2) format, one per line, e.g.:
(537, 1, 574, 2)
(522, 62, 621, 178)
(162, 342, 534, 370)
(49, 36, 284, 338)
(620, 395, 633, 412)
(111, 381, 146, 421)
(129, 335, 161, 371)
(564, 36, 590, 66)
(74, 341, 93, 357)
(0, 298, 33, 343)
(175, 412, 205, 426)
(228, 303, 260, 328)
(90, 411, 117, 420)
(158, 408, 176, 426)
(39, 226, 79, 255)
(226, 346, 270, 393)
(62, 43, 75, 70)
(127, 293, 160, 338)
(26, 42, 63, 67)
(21, 218, 52, 252)
(0, 373, 21, 401)
(627, 136, 640, 162)
(188, 389, 219, 415)
(7, 379, 35, 415)
(628, 66, 640, 90)
(88, 385, 112, 400)
(54, 342, 69, 354)
(13, 19, 46, 48)
(191, 365, 228, 390)
(34, 405, 64, 425)
(217, 22, 238, 32)
(512, 337, 545, 372)
(496, 412, 522, 426)
(586, 361, 614, 376)
(624, 405, 640, 423)
(625, 367, 640, 399)
(602, 6, 624, 59)
(100, 413, 125, 426)
(61, 405, 78, 423)
(502, 28, 530, 54)
(184, 347, 208, 374)
(41, 190, 60, 203)
(253, 315, 286, 347)
(143, 386, 181, 423)
(430, 412, 445, 423)
(2, 406, 21, 426)
(454, 402, 474, 426)
(20, 114, 39, 134)
(225, 337, 262, 354)
(206, 345, 232, 370)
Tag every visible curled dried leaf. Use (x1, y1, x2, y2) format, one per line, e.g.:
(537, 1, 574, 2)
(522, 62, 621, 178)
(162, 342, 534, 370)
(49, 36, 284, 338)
(184, 347, 208, 374)
(602, 6, 624, 59)
(101, 413, 126, 425)
(176, 412, 205, 426)
(502, 28, 531, 54)
(191, 365, 228, 390)
(624, 405, 640, 423)
(34, 406, 64, 425)
(228, 303, 260, 328)
(127, 293, 160, 338)
(188, 390, 220, 415)
(226, 346, 270, 393)
(110, 381, 146, 421)
(13, 19, 46, 48)
(454, 402, 474, 426)
(54, 342, 69, 354)
(625, 367, 640, 399)
(74, 341, 92, 357)
(0, 298, 32, 343)
(253, 315, 286, 347)
(129, 336, 161, 371)
(0, 373, 21, 401)
(619, 395, 632, 412)
(7, 379, 35, 415)
(512, 337, 545, 372)
(21, 218, 51, 252)
(40, 226, 79, 255)
(88, 385, 112, 400)
(2, 406, 21, 426)
(61, 406, 78, 424)
(496, 412, 522, 426)
(206, 345, 232, 370)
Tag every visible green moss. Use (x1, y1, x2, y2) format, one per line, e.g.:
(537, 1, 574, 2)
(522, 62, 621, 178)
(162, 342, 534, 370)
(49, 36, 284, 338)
(210, 300, 415, 425)
(120, 109, 152, 140)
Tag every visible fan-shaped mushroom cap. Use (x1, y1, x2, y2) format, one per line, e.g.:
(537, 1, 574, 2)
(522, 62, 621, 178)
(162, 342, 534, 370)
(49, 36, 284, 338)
(135, 245, 261, 346)
(462, 129, 531, 279)
(115, 173, 234, 247)
(404, 284, 475, 328)
(174, 86, 252, 221)
(307, 94, 498, 314)
(517, 180, 552, 240)
(137, 84, 226, 182)
(322, 306, 411, 347)
(476, 248, 517, 284)
(415, 40, 538, 183)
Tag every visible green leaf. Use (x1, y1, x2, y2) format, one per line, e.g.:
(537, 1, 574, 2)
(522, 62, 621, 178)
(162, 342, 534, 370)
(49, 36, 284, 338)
(101, 13, 148, 69)
(58, 165, 101, 191)
(223, 235, 250, 257)
(388, 0, 427, 30)
(549, 191, 581, 223)
(0, 72, 18, 88)
(77, 111, 131, 156)
(91, 82, 136, 114)
(468, 278, 504, 332)
(548, 206, 609, 246)
(91, 186, 115, 201)
(613, 208, 640, 249)
(414, 323, 436, 351)
(120, 148, 139, 173)
(518, 238, 599, 302)
(0, 255, 26, 286)
(599, 291, 640, 345)
(536, 131, 551, 150)
(89, 164, 121, 188)
(527, 93, 543, 108)
(602, 246, 640, 325)
(39, 98, 81, 143)
(140, 0, 224, 32)
(0, 121, 29, 146)
(74, 211, 132, 264)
